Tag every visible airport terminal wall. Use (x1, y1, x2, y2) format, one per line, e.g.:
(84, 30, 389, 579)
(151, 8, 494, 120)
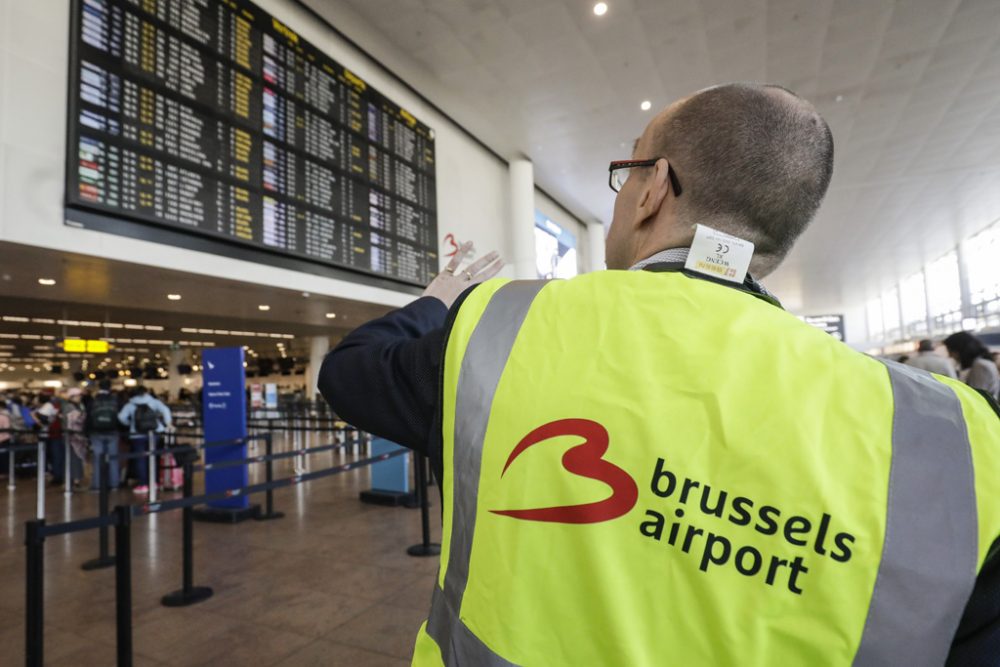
(0, 0, 589, 305)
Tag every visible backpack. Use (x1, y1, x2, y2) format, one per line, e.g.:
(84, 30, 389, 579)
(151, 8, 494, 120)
(90, 395, 118, 432)
(65, 407, 85, 433)
(0, 410, 11, 443)
(134, 403, 160, 433)
(9, 407, 25, 431)
(48, 406, 62, 439)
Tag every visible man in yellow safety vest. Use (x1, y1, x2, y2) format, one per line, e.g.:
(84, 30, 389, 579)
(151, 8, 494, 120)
(320, 83, 1000, 666)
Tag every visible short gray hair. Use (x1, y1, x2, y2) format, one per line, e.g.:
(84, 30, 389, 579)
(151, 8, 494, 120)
(652, 83, 834, 275)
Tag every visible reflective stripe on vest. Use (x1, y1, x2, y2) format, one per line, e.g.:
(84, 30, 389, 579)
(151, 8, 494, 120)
(426, 280, 979, 666)
(427, 281, 547, 666)
(852, 361, 977, 666)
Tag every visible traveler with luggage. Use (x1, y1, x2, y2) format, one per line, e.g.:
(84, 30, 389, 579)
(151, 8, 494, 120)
(118, 386, 172, 495)
(88, 379, 121, 491)
(61, 388, 88, 488)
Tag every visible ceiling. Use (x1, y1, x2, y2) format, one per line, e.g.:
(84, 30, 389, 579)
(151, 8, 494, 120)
(0, 242, 393, 379)
(320, 0, 1000, 313)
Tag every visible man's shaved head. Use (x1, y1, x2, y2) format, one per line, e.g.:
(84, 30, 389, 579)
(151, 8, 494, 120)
(616, 83, 834, 275)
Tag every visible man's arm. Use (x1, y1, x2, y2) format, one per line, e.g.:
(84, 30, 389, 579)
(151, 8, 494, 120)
(157, 400, 172, 428)
(948, 539, 1000, 666)
(319, 244, 504, 455)
(118, 403, 132, 427)
(318, 297, 450, 455)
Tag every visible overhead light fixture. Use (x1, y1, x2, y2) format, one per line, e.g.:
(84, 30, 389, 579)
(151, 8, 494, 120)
(640, 100, 652, 111)
(325, 312, 337, 319)
(38, 278, 56, 286)
(593, 2, 608, 16)
(167, 294, 182, 301)
(258, 305, 270, 311)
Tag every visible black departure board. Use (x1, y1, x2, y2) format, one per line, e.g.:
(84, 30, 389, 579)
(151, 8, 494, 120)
(66, 0, 438, 286)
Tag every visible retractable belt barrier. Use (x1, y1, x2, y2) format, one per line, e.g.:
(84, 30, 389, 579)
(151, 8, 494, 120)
(23, 436, 411, 667)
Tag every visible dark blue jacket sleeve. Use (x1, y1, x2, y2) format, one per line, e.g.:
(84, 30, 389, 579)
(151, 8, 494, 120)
(317, 296, 449, 455)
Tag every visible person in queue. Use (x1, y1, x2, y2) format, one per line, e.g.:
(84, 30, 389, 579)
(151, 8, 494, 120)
(320, 83, 1000, 666)
(88, 379, 122, 490)
(118, 385, 171, 494)
(905, 338, 957, 378)
(944, 331, 1000, 399)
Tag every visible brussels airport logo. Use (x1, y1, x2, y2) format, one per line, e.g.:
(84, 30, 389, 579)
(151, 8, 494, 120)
(490, 419, 858, 596)
(489, 419, 638, 524)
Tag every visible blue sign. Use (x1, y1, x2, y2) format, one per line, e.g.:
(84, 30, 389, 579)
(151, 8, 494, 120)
(202, 347, 248, 510)
(369, 438, 411, 494)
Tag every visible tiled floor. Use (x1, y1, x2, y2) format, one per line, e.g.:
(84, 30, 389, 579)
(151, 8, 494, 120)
(1, 435, 441, 666)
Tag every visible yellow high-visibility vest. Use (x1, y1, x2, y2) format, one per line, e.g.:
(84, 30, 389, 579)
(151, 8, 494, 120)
(412, 269, 1000, 667)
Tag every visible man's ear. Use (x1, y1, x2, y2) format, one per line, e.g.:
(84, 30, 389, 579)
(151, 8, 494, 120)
(634, 158, 672, 227)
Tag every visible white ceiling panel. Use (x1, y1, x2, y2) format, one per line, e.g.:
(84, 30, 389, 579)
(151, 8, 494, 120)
(312, 0, 1000, 314)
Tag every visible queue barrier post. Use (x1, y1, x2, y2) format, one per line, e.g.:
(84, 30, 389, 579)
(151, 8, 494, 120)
(63, 439, 72, 497)
(407, 453, 440, 558)
(36, 439, 45, 520)
(114, 506, 134, 667)
(82, 452, 115, 570)
(7, 440, 15, 490)
(25, 518, 45, 667)
(162, 458, 213, 607)
(255, 432, 284, 521)
(147, 431, 157, 503)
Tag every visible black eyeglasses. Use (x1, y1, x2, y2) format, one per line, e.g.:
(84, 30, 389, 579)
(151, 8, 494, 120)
(608, 159, 682, 196)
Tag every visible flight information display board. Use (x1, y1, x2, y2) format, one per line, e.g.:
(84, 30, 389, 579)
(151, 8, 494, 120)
(66, 0, 438, 286)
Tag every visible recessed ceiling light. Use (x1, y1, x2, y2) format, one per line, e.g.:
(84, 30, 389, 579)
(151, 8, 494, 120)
(167, 294, 182, 301)
(325, 312, 337, 319)
(640, 100, 652, 111)
(258, 305, 270, 311)
(593, 2, 608, 16)
(301, 292, 310, 298)
(38, 278, 56, 286)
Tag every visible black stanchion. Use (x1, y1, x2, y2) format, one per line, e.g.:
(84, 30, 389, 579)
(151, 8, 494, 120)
(161, 460, 213, 607)
(407, 454, 440, 557)
(82, 453, 115, 570)
(25, 519, 45, 667)
(255, 433, 284, 521)
(113, 506, 133, 667)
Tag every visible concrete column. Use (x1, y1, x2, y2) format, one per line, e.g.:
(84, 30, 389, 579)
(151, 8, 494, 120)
(508, 157, 536, 279)
(307, 336, 330, 401)
(587, 221, 606, 272)
(167, 348, 185, 402)
(955, 242, 975, 322)
(922, 268, 934, 337)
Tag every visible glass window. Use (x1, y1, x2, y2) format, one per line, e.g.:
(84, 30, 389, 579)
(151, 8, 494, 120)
(867, 298, 884, 341)
(926, 251, 963, 335)
(900, 272, 928, 337)
(966, 222, 1000, 306)
(534, 211, 578, 279)
(881, 287, 901, 341)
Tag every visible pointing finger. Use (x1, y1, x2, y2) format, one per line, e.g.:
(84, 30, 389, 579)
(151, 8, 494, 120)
(465, 250, 501, 277)
(444, 241, 474, 273)
(472, 258, 505, 284)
